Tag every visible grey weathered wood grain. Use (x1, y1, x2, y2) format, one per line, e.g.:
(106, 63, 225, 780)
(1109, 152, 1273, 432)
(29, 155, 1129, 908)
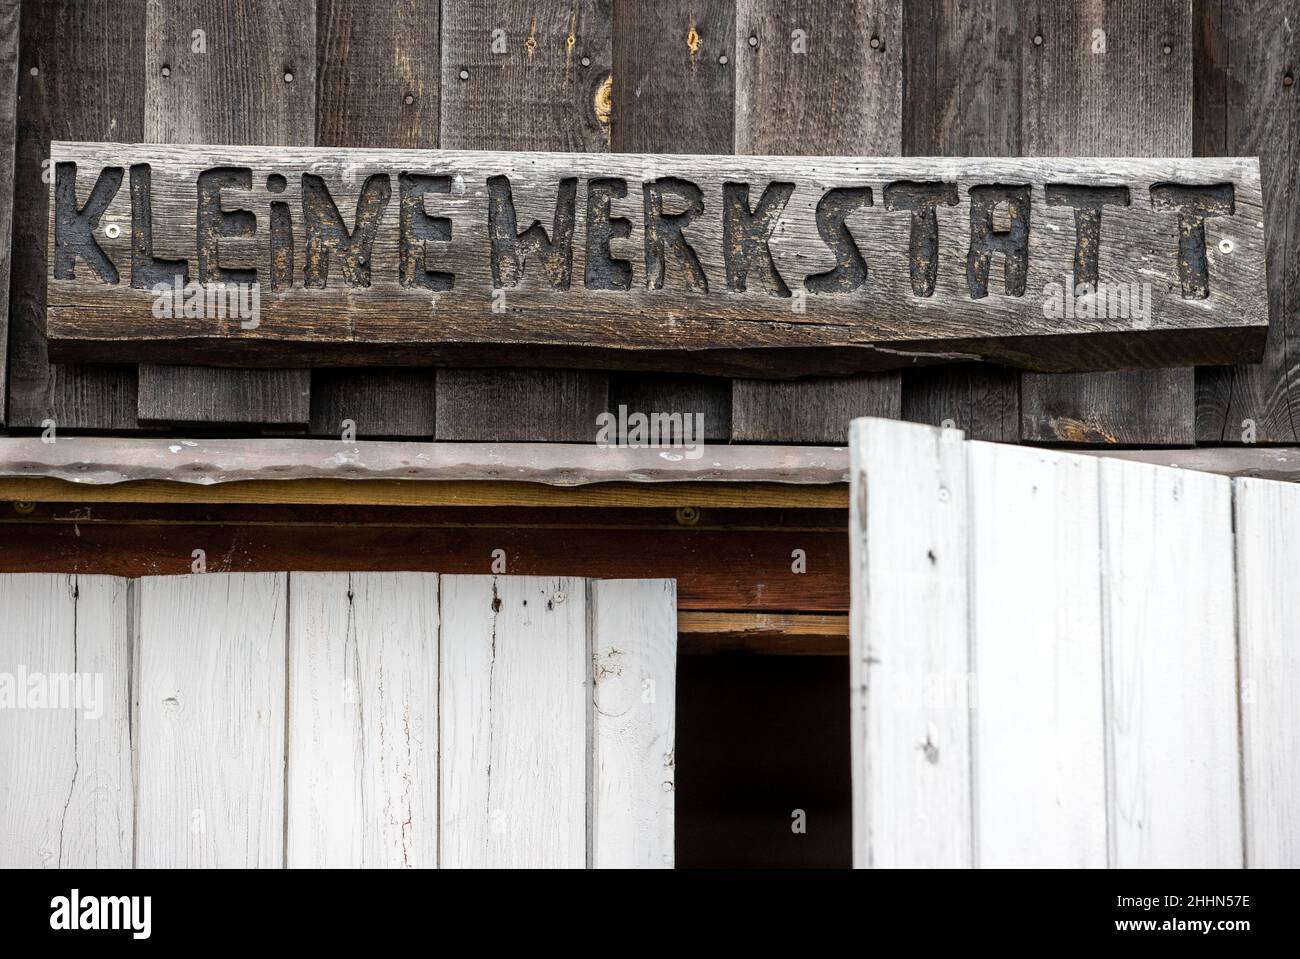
(6, 0, 143, 430)
(1019, 0, 1197, 445)
(436, 0, 611, 441)
(137, 0, 313, 426)
(609, 372, 730, 441)
(731, 0, 903, 442)
(309, 368, 436, 438)
(0, 434, 852, 485)
(309, 0, 439, 438)
(0, 0, 18, 426)
(46, 145, 1269, 376)
(900, 0, 1021, 441)
(1194, 0, 1300, 442)
(435, 368, 607, 441)
(611, 0, 735, 441)
(732, 375, 899, 445)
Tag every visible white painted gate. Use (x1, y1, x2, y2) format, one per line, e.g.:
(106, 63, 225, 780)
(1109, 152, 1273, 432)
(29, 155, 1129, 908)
(850, 417, 1300, 869)
(0, 574, 675, 868)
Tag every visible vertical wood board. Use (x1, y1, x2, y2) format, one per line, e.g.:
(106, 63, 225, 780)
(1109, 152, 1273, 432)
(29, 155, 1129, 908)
(849, 417, 972, 868)
(967, 441, 1107, 867)
(135, 573, 287, 867)
(590, 578, 676, 868)
(1233, 476, 1300, 867)
(439, 574, 588, 867)
(286, 571, 439, 867)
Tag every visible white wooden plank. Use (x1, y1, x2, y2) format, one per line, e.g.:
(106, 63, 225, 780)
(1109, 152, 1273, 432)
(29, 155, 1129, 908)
(590, 579, 677, 868)
(849, 418, 972, 868)
(135, 573, 287, 867)
(439, 575, 587, 867)
(1099, 460, 1241, 867)
(1233, 477, 1300, 868)
(966, 443, 1107, 868)
(0, 574, 132, 867)
(286, 572, 439, 867)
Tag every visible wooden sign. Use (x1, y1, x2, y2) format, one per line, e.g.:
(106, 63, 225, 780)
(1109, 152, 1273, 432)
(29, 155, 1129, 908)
(45, 142, 1268, 378)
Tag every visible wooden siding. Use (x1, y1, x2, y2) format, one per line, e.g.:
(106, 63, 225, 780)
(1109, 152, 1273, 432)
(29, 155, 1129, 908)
(0, 571, 676, 867)
(3, 0, 1295, 446)
(849, 415, 1299, 867)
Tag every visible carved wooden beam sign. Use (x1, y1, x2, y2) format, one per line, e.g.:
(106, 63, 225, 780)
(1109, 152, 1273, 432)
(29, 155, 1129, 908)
(45, 142, 1268, 378)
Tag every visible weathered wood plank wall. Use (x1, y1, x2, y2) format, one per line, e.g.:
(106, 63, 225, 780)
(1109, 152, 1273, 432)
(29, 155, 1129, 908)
(0, 0, 16, 426)
(0, 571, 676, 867)
(8, 0, 144, 431)
(850, 416, 1294, 867)
(309, 0, 440, 439)
(3, 0, 1294, 447)
(137, 0, 313, 427)
(435, 0, 611, 442)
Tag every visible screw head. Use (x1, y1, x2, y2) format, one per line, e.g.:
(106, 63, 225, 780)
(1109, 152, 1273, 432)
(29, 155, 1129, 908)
(718, 54, 728, 65)
(870, 36, 881, 49)
(581, 55, 591, 66)
(403, 92, 414, 105)
(1162, 43, 1172, 55)
(1286, 73, 1295, 87)
(748, 35, 758, 48)
(459, 68, 469, 80)
(1033, 34, 1043, 46)
(161, 64, 171, 77)
(283, 70, 294, 83)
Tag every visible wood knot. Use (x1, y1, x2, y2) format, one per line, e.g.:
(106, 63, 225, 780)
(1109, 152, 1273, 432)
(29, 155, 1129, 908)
(594, 73, 612, 128)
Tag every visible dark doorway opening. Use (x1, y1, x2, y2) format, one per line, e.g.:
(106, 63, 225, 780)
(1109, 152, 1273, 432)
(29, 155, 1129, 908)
(675, 652, 851, 867)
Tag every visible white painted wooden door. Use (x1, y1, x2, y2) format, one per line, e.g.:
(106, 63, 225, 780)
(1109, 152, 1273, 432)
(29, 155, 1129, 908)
(850, 417, 1297, 869)
(0, 573, 675, 868)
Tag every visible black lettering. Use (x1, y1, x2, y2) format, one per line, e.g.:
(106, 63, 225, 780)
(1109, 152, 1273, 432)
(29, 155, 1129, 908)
(723, 180, 793, 296)
(130, 163, 188, 289)
(967, 184, 1031, 298)
(53, 162, 121, 283)
(883, 181, 958, 297)
(1045, 184, 1130, 289)
(1149, 183, 1235, 298)
(302, 172, 392, 288)
(487, 174, 577, 289)
(643, 177, 708, 293)
(399, 173, 454, 292)
(585, 177, 632, 291)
